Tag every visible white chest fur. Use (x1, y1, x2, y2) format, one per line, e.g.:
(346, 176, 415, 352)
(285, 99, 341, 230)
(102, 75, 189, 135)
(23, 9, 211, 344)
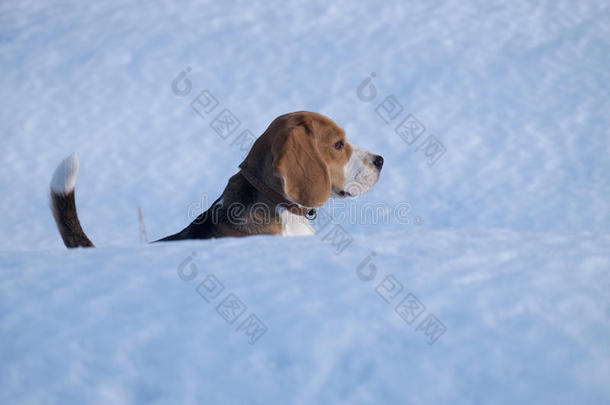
(278, 207, 315, 236)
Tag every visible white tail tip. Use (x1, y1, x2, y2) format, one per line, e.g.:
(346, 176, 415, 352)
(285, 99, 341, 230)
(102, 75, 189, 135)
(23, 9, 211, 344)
(51, 152, 80, 194)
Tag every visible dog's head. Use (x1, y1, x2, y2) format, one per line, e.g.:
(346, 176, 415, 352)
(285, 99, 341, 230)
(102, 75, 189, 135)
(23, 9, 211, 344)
(240, 111, 383, 208)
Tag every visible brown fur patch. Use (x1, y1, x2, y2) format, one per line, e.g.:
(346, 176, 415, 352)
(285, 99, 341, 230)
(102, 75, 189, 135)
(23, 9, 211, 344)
(240, 111, 351, 207)
(50, 190, 95, 247)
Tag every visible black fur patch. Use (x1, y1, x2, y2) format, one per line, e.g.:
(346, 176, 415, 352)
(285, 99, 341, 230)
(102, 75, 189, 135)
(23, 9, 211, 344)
(50, 190, 94, 248)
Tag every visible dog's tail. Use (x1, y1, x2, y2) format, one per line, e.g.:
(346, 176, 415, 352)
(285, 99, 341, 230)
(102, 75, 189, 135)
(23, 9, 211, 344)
(49, 153, 94, 248)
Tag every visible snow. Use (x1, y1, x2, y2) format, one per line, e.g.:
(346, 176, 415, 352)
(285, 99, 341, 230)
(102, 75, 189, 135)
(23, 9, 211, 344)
(1, 0, 609, 403)
(2, 232, 609, 404)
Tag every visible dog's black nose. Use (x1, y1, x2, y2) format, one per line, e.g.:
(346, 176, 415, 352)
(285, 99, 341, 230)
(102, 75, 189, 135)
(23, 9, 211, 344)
(373, 155, 384, 169)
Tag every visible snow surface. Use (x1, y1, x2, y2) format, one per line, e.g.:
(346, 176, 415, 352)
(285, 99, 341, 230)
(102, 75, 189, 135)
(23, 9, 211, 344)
(1, 0, 609, 404)
(2, 232, 610, 404)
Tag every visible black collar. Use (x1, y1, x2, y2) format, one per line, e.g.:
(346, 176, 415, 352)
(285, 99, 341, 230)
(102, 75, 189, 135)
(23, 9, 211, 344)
(239, 169, 317, 220)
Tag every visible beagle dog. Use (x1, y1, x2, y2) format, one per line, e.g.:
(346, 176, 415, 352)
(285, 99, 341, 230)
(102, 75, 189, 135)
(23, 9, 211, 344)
(50, 111, 383, 247)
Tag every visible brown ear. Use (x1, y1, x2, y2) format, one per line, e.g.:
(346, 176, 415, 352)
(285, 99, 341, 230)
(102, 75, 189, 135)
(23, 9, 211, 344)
(272, 124, 331, 207)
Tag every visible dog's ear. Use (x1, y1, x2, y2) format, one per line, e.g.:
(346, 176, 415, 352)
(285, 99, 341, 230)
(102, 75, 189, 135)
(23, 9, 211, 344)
(271, 121, 331, 207)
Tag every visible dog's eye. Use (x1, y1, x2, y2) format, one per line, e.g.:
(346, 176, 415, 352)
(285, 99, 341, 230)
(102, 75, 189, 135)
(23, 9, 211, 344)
(334, 140, 344, 150)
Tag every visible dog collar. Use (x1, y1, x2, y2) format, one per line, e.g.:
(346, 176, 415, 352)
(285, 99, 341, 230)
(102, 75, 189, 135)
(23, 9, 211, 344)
(239, 169, 317, 219)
